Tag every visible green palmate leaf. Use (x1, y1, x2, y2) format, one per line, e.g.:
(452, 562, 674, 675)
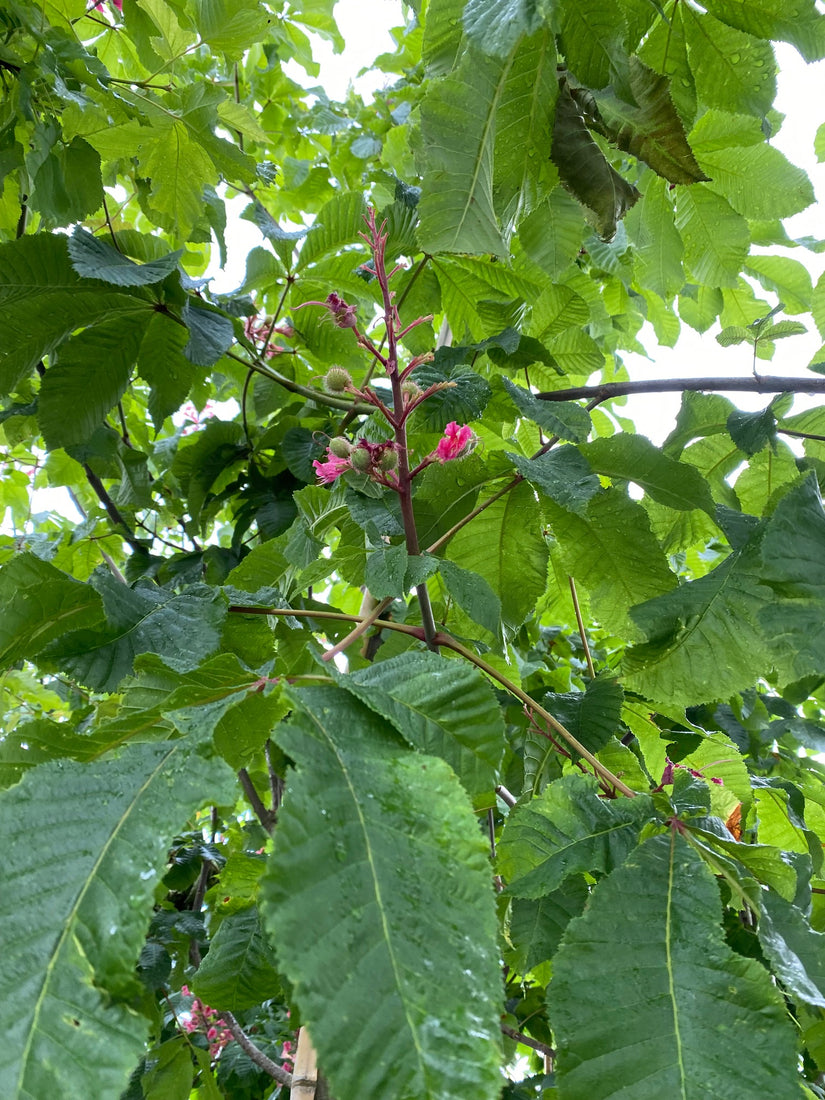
(0, 742, 235, 1098)
(675, 186, 750, 288)
(551, 80, 640, 241)
(682, 8, 776, 117)
(760, 475, 825, 680)
(41, 573, 226, 692)
(334, 649, 505, 798)
(439, 558, 503, 639)
(0, 234, 152, 394)
(463, 0, 544, 58)
(593, 59, 709, 185)
(506, 878, 589, 973)
(550, 833, 799, 1098)
(445, 479, 549, 633)
(546, 489, 676, 635)
(758, 889, 825, 1007)
(498, 773, 654, 897)
(67, 227, 182, 286)
(544, 674, 624, 756)
(623, 534, 774, 707)
(701, 0, 825, 62)
(191, 906, 280, 1012)
(508, 446, 601, 515)
(262, 686, 503, 1100)
(580, 435, 716, 514)
(0, 553, 104, 668)
(502, 378, 592, 442)
(418, 49, 508, 256)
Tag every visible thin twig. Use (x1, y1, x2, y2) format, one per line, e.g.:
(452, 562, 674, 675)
(224, 1012, 292, 1086)
(238, 768, 276, 832)
(495, 784, 517, 807)
(568, 577, 595, 678)
(535, 376, 825, 402)
(265, 739, 284, 820)
(501, 1024, 555, 1059)
(82, 463, 146, 557)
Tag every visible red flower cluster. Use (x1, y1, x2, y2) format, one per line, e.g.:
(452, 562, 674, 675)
(179, 986, 233, 1057)
(312, 422, 475, 486)
(243, 315, 293, 358)
(435, 421, 474, 462)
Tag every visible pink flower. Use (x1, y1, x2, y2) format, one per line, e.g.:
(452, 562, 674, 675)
(313, 450, 352, 484)
(436, 422, 474, 462)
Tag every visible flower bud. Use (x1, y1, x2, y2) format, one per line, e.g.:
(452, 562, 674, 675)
(378, 447, 398, 471)
(328, 436, 352, 458)
(401, 380, 421, 403)
(350, 445, 372, 472)
(323, 367, 353, 393)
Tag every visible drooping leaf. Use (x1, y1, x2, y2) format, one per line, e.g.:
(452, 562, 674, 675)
(182, 299, 236, 366)
(551, 80, 641, 241)
(550, 833, 799, 1098)
(498, 773, 654, 896)
(0, 743, 235, 1098)
(758, 889, 825, 1008)
(67, 227, 183, 286)
(262, 686, 504, 1100)
(592, 58, 709, 184)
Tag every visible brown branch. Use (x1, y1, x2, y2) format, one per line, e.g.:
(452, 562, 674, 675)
(238, 768, 276, 832)
(501, 1024, 555, 1059)
(82, 464, 146, 557)
(224, 1012, 292, 1087)
(535, 377, 825, 402)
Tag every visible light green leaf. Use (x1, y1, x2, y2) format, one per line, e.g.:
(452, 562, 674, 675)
(418, 50, 508, 256)
(701, 0, 825, 63)
(759, 890, 825, 1007)
(194, 0, 269, 59)
(498, 773, 654, 896)
(683, 8, 776, 117)
(760, 474, 825, 680)
(297, 192, 368, 271)
(192, 906, 280, 1012)
(551, 834, 799, 1098)
(335, 649, 505, 797)
(38, 315, 147, 449)
(580, 435, 716, 513)
(744, 254, 813, 314)
(262, 686, 503, 1100)
(136, 0, 195, 59)
(139, 123, 216, 240)
(67, 227, 182, 286)
(446, 480, 549, 632)
(625, 175, 685, 297)
(0, 742, 235, 1097)
(624, 538, 774, 706)
(547, 489, 677, 635)
(439, 558, 503, 639)
(463, 0, 544, 57)
(518, 187, 588, 279)
(675, 186, 750, 288)
(0, 553, 104, 669)
(695, 142, 815, 221)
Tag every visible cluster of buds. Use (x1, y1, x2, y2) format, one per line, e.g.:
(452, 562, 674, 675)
(313, 421, 475, 487)
(314, 437, 399, 485)
(179, 986, 233, 1057)
(243, 315, 294, 359)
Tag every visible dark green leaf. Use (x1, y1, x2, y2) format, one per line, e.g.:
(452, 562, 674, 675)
(439, 558, 503, 639)
(507, 446, 601, 515)
(182, 299, 236, 366)
(544, 675, 624, 756)
(502, 378, 592, 442)
(192, 906, 280, 1012)
(67, 227, 183, 286)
